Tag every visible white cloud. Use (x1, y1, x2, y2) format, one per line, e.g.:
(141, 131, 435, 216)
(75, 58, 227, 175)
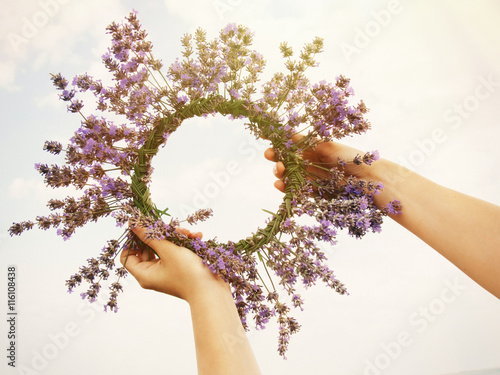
(0, 60, 21, 91)
(34, 90, 63, 109)
(0, 0, 129, 90)
(8, 177, 47, 199)
(164, 0, 219, 26)
(8, 177, 79, 202)
(164, 0, 271, 31)
(1, 0, 74, 60)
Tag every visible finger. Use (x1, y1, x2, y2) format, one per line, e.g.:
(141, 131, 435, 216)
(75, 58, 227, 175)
(315, 141, 342, 165)
(264, 134, 305, 162)
(266, 134, 309, 194)
(189, 231, 203, 239)
(274, 180, 286, 193)
(291, 133, 305, 144)
(175, 227, 203, 239)
(274, 161, 285, 179)
(119, 246, 160, 291)
(139, 247, 157, 262)
(130, 225, 179, 260)
(120, 247, 151, 271)
(120, 247, 136, 268)
(264, 148, 276, 162)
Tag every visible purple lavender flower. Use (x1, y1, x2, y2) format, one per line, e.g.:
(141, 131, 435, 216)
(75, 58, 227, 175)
(9, 12, 399, 358)
(385, 200, 402, 215)
(363, 150, 380, 165)
(223, 23, 238, 35)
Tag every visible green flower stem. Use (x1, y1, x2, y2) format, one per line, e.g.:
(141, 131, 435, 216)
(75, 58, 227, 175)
(130, 95, 308, 256)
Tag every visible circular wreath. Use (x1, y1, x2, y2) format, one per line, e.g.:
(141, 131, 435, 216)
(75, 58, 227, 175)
(9, 12, 399, 356)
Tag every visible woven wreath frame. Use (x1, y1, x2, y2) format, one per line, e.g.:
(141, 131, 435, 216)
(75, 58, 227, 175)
(9, 12, 401, 356)
(131, 96, 302, 255)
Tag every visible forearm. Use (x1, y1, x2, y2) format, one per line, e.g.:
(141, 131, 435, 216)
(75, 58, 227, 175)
(369, 159, 500, 298)
(188, 282, 261, 375)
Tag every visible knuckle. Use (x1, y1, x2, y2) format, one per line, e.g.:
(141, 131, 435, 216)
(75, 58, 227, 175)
(139, 280, 152, 290)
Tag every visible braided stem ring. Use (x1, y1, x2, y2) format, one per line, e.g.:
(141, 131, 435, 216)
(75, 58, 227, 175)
(130, 95, 303, 255)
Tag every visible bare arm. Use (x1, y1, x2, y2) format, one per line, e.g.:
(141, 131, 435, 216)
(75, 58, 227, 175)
(121, 227, 261, 375)
(266, 141, 500, 298)
(368, 158, 500, 298)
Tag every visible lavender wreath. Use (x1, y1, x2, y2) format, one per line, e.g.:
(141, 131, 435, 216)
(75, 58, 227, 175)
(9, 12, 400, 356)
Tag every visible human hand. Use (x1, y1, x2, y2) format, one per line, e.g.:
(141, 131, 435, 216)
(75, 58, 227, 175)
(120, 227, 229, 304)
(264, 136, 376, 193)
(122, 227, 262, 374)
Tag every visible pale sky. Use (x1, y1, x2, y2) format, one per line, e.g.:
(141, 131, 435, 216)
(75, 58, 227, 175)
(1, 1, 500, 374)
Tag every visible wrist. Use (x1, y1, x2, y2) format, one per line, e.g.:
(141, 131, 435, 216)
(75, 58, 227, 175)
(364, 158, 410, 209)
(185, 275, 232, 307)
